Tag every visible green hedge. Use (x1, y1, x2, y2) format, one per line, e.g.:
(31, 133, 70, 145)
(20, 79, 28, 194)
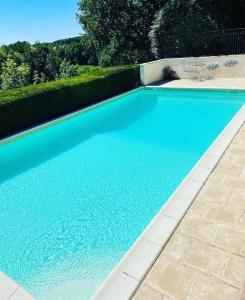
(0, 65, 140, 138)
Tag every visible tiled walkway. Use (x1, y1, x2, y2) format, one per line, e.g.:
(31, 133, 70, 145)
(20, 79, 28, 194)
(133, 114, 245, 298)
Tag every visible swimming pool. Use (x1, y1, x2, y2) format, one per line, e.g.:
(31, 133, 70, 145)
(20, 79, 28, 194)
(0, 87, 244, 299)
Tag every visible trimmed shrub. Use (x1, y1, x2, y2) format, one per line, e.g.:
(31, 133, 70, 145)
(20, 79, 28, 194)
(0, 65, 140, 138)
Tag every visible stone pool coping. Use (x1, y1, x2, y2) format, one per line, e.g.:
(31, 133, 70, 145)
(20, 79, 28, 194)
(0, 86, 244, 299)
(0, 272, 35, 300)
(92, 89, 245, 300)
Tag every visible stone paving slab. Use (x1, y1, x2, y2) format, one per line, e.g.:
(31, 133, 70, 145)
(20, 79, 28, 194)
(155, 78, 245, 89)
(132, 124, 245, 300)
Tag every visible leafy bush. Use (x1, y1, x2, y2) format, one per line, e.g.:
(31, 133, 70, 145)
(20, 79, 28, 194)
(1, 58, 30, 90)
(0, 65, 140, 138)
(58, 60, 79, 79)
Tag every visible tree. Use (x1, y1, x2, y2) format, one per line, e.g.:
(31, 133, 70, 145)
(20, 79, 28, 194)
(149, 0, 245, 58)
(0, 37, 91, 90)
(1, 58, 30, 90)
(149, 0, 217, 58)
(77, 0, 165, 65)
(58, 60, 78, 79)
(0, 48, 7, 76)
(28, 43, 60, 81)
(33, 71, 47, 84)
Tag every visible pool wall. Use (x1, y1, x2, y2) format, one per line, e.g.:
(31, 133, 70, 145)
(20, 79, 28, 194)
(140, 54, 245, 85)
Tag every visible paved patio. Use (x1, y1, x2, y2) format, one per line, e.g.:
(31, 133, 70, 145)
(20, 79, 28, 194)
(132, 80, 245, 300)
(133, 124, 245, 300)
(153, 78, 245, 89)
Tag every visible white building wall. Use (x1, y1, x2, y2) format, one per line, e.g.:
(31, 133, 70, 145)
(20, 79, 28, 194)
(140, 54, 245, 85)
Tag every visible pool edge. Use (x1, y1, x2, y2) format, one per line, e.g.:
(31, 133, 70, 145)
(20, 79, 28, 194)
(0, 272, 35, 300)
(0, 87, 144, 147)
(92, 104, 245, 300)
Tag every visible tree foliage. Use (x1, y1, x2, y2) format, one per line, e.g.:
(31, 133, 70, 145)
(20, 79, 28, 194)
(0, 37, 91, 90)
(2, 0, 245, 90)
(78, 0, 245, 63)
(78, 0, 165, 66)
(149, 0, 245, 58)
(59, 60, 79, 79)
(0, 58, 30, 90)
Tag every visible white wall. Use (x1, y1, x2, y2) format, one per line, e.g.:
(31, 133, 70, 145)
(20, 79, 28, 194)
(140, 54, 245, 85)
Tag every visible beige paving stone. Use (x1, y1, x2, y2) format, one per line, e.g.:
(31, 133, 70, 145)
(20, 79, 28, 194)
(190, 196, 210, 217)
(145, 257, 197, 300)
(183, 240, 227, 277)
(214, 163, 243, 177)
(241, 282, 245, 300)
(239, 213, 245, 231)
(159, 78, 245, 89)
(221, 154, 241, 165)
(190, 273, 239, 300)
(235, 150, 245, 162)
(205, 203, 241, 226)
(228, 146, 245, 157)
(163, 233, 193, 263)
(228, 136, 244, 147)
(241, 168, 245, 179)
(214, 225, 245, 256)
(132, 284, 164, 300)
(205, 172, 225, 186)
(228, 191, 245, 211)
(223, 177, 245, 191)
(180, 214, 217, 243)
(200, 186, 232, 205)
(222, 254, 245, 288)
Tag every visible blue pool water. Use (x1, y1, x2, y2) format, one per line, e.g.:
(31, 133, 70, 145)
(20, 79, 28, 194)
(0, 88, 244, 299)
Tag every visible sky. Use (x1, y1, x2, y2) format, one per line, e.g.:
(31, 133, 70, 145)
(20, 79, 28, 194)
(0, 0, 82, 45)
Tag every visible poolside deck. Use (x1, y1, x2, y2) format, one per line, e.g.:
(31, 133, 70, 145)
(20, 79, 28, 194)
(132, 79, 245, 300)
(151, 77, 245, 89)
